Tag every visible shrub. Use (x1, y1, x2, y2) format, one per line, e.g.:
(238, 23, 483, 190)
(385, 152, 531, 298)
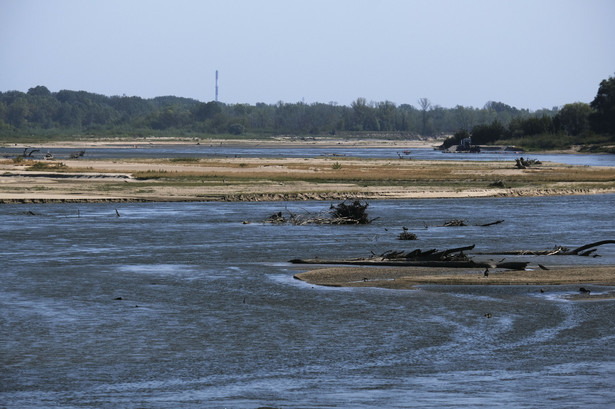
(27, 161, 67, 171)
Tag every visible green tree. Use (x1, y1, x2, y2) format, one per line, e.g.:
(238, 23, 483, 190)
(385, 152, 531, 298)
(418, 98, 431, 135)
(509, 115, 553, 137)
(471, 120, 506, 144)
(27, 85, 51, 97)
(589, 75, 615, 136)
(376, 101, 396, 131)
(555, 102, 591, 136)
(455, 105, 475, 132)
(484, 101, 518, 114)
(6, 95, 29, 128)
(150, 107, 187, 130)
(192, 101, 222, 121)
(28, 93, 60, 128)
(351, 98, 379, 131)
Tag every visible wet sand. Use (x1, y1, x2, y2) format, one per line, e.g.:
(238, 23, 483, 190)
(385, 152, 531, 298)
(293, 265, 615, 299)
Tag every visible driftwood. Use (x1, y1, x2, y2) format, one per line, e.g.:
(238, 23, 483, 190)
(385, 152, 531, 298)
(478, 220, 504, 227)
(329, 200, 370, 224)
(291, 240, 612, 272)
(397, 226, 417, 240)
(398, 231, 418, 240)
(442, 219, 467, 227)
(69, 150, 86, 159)
(423, 219, 504, 228)
(290, 244, 529, 270)
(475, 240, 615, 257)
(290, 257, 528, 270)
(378, 244, 475, 262)
(266, 211, 287, 224)
(264, 200, 373, 225)
(23, 148, 40, 157)
(291, 258, 494, 269)
(515, 157, 541, 169)
(489, 180, 506, 188)
(568, 240, 615, 256)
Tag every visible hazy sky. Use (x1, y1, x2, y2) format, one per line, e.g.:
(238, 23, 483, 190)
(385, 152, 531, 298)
(1, 0, 614, 110)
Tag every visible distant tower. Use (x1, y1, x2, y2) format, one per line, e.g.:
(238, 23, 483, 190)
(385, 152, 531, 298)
(215, 70, 219, 102)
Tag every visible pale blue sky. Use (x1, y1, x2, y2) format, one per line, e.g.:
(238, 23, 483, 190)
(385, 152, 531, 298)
(1, 0, 613, 110)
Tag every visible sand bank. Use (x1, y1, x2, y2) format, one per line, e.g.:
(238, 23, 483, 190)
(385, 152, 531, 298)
(293, 265, 615, 299)
(3, 136, 443, 150)
(1, 151, 614, 203)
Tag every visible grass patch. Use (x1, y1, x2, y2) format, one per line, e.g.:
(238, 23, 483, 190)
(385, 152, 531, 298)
(169, 157, 200, 163)
(133, 170, 169, 180)
(126, 159, 615, 187)
(26, 161, 68, 171)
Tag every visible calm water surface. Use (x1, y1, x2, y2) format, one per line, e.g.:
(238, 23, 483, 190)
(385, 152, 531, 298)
(1, 196, 614, 408)
(2, 145, 615, 166)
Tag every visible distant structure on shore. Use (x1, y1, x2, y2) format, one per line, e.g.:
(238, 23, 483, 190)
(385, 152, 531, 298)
(215, 70, 219, 102)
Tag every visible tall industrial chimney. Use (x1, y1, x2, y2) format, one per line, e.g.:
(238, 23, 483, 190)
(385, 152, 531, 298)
(215, 70, 219, 102)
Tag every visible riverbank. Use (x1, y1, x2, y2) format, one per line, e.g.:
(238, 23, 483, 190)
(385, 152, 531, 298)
(293, 265, 615, 300)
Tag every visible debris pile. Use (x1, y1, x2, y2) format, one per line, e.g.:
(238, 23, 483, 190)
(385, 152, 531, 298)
(515, 157, 541, 169)
(264, 200, 373, 225)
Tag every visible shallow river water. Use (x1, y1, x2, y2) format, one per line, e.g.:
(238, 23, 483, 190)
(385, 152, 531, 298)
(3, 145, 615, 166)
(1, 196, 615, 408)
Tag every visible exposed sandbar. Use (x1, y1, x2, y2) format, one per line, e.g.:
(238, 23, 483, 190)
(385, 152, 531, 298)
(293, 265, 615, 300)
(2, 152, 614, 203)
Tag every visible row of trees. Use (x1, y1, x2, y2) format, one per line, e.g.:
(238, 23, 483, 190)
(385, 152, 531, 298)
(0, 86, 555, 137)
(1, 76, 613, 146)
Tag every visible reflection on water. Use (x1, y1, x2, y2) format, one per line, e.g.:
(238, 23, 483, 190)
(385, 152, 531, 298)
(1, 196, 614, 408)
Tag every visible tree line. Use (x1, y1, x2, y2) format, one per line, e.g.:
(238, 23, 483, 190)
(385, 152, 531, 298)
(440, 75, 614, 151)
(1, 75, 613, 149)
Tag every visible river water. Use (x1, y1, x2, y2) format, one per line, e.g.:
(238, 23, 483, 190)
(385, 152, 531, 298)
(2, 145, 615, 166)
(1, 196, 614, 408)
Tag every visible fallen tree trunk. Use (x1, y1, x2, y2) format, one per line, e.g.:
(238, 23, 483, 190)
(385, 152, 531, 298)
(439, 244, 476, 259)
(477, 220, 504, 227)
(475, 240, 615, 257)
(290, 243, 529, 270)
(568, 240, 615, 255)
(290, 258, 490, 268)
(379, 245, 475, 261)
(289, 258, 528, 270)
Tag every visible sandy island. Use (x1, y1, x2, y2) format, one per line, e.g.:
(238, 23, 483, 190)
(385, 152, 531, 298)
(1, 137, 614, 203)
(293, 265, 615, 300)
